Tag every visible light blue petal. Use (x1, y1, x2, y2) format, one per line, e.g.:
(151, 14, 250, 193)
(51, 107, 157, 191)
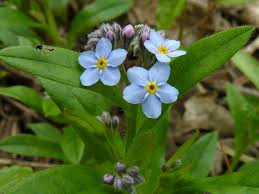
(123, 83, 146, 104)
(157, 83, 179, 103)
(108, 48, 127, 67)
(127, 66, 148, 86)
(163, 40, 180, 51)
(168, 50, 187, 57)
(100, 67, 120, 86)
(142, 95, 161, 119)
(144, 40, 158, 54)
(149, 62, 170, 84)
(150, 31, 164, 46)
(155, 53, 171, 63)
(95, 37, 112, 57)
(78, 51, 97, 69)
(80, 68, 100, 86)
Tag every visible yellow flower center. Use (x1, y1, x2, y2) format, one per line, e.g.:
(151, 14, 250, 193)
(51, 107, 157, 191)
(158, 45, 169, 54)
(96, 57, 108, 69)
(146, 82, 158, 94)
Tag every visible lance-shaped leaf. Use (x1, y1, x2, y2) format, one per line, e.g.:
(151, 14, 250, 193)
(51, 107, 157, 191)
(226, 83, 258, 168)
(181, 132, 218, 177)
(29, 123, 62, 143)
(0, 46, 124, 114)
(231, 51, 259, 89)
(0, 134, 64, 160)
(170, 26, 255, 95)
(0, 166, 33, 193)
(0, 85, 43, 113)
(5, 165, 115, 194)
(157, 164, 259, 194)
(61, 127, 85, 164)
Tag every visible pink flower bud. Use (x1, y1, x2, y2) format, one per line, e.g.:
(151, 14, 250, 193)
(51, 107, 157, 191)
(122, 24, 134, 39)
(106, 30, 114, 41)
(103, 174, 114, 185)
(141, 31, 149, 42)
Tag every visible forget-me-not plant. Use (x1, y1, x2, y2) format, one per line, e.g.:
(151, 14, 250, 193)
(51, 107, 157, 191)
(144, 31, 186, 63)
(123, 62, 179, 118)
(79, 37, 127, 86)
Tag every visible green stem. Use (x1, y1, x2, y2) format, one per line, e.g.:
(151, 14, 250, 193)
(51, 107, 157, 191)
(40, 0, 66, 46)
(120, 64, 129, 84)
(104, 129, 120, 161)
(125, 105, 137, 151)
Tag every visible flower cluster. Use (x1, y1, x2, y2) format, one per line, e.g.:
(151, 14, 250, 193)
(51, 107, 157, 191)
(78, 23, 186, 118)
(103, 162, 144, 194)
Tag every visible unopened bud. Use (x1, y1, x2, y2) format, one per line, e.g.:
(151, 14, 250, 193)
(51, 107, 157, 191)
(141, 31, 149, 42)
(127, 166, 140, 177)
(133, 174, 145, 185)
(122, 174, 134, 187)
(115, 162, 126, 173)
(114, 176, 123, 190)
(122, 24, 134, 39)
(103, 174, 114, 185)
(106, 30, 114, 41)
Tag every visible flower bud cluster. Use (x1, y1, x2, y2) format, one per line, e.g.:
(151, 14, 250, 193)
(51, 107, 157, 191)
(96, 111, 120, 129)
(103, 162, 145, 194)
(84, 23, 152, 53)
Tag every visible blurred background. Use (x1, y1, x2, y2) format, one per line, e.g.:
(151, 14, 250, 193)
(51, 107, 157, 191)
(0, 0, 258, 175)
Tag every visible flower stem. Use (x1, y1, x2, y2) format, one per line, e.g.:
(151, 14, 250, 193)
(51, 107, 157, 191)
(37, 0, 66, 46)
(125, 105, 137, 151)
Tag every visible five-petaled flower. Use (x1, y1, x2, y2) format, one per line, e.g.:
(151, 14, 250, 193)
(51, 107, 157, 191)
(78, 37, 127, 86)
(144, 31, 186, 63)
(123, 62, 179, 118)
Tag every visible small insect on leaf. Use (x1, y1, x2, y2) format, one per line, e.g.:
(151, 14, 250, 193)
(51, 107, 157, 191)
(35, 44, 54, 51)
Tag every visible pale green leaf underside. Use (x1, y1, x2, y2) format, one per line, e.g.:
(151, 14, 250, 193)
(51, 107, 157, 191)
(232, 51, 259, 89)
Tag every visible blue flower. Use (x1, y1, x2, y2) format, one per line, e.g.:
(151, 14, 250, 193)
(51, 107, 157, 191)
(78, 37, 127, 86)
(144, 31, 186, 63)
(123, 62, 179, 119)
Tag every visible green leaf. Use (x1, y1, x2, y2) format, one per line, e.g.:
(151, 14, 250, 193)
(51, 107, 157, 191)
(156, 0, 187, 29)
(216, 0, 258, 6)
(232, 51, 259, 89)
(61, 127, 85, 164)
(170, 26, 255, 95)
(157, 172, 203, 194)
(64, 111, 116, 162)
(0, 7, 38, 28)
(42, 98, 61, 117)
(69, 0, 133, 45)
(203, 164, 259, 194)
(181, 132, 218, 177)
(166, 130, 199, 167)
(0, 166, 33, 193)
(126, 131, 156, 166)
(39, 78, 111, 115)
(226, 83, 258, 168)
(0, 46, 123, 113)
(157, 165, 259, 194)
(29, 123, 62, 143)
(0, 134, 64, 160)
(0, 85, 43, 113)
(5, 165, 114, 194)
(139, 109, 170, 194)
